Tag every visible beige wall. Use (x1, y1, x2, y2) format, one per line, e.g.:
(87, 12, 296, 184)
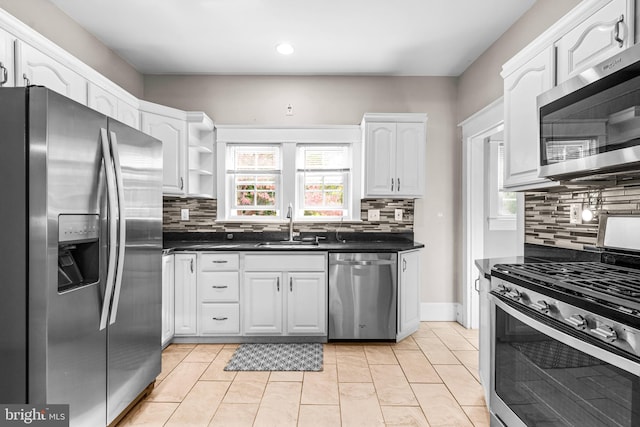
(456, 0, 581, 123)
(0, 0, 144, 97)
(144, 75, 460, 304)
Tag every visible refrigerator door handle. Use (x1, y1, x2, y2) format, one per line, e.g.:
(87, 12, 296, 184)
(99, 128, 118, 331)
(108, 130, 127, 325)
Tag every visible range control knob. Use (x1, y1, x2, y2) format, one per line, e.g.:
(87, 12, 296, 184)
(506, 289, 521, 301)
(531, 300, 550, 314)
(565, 314, 587, 330)
(592, 325, 617, 343)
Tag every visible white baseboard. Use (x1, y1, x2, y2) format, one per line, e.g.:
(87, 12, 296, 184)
(420, 303, 460, 322)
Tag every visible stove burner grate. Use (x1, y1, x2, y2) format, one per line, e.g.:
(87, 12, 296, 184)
(493, 262, 640, 312)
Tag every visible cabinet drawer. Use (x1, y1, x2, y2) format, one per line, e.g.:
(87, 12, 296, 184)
(200, 304, 240, 334)
(200, 272, 239, 302)
(200, 253, 239, 271)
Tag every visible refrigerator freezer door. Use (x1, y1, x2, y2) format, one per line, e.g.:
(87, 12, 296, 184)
(28, 87, 109, 426)
(106, 119, 162, 425)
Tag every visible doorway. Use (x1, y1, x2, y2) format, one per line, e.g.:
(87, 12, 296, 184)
(460, 98, 523, 328)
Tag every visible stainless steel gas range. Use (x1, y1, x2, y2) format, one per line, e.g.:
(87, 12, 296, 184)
(489, 216, 640, 427)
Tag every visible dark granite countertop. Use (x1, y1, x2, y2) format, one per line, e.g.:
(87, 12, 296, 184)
(474, 244, 602, 279)
(163, 231, 424, 254)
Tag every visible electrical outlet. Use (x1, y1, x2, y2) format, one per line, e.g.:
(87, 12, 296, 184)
(569, 204, 581, 224)
(395, 208, 403, 221)
(286, 104, 294, 116)
(367, 209, 380, 221)
(181, 208, 190, 221)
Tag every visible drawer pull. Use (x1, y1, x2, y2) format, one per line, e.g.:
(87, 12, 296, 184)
(211, 260, 228, 264)
(211, 285, 228, 289)
(212, 317, 228, 321)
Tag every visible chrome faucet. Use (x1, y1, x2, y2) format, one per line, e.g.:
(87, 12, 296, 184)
(286, 203, 295, 242)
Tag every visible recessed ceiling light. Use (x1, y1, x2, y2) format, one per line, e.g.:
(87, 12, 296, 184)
(276, 43, 294, 55)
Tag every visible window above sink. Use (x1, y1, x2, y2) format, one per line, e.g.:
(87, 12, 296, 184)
(216, 126, 362, 223)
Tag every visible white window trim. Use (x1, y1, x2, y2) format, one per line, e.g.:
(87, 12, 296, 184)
(488, 140, 516, 231)
(216, 126, 362, 223)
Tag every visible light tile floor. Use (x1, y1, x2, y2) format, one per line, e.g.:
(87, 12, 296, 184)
(118, 322, 488, 426)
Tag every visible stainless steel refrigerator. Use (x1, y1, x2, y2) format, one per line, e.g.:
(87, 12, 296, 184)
(0, 87, 162, 426)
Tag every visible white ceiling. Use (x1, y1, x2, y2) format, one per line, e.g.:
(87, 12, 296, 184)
(49, 0, 537, 76)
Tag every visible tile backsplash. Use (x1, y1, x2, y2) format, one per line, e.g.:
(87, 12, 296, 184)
(525, 178, 640, 250)
(163, 197, 414, 233)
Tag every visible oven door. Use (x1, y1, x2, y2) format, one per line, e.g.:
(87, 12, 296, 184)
(490, 295, 640, 427)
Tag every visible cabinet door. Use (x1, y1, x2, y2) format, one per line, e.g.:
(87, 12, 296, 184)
(556, 0, 631, 84)
(243, 272, 283, 335)
(396, 122, 425, 197)
(398, 250, 420, 340)
(16, 41, 87, 105)
(87, 82, 117, 118)
(364, 122, 396, 196)
(503, 46, 555, 190)
(174, 254, 197, 335)
(0, 28, 15, 87)
(117, 99, 139, 129)
(140, 111, 187, 195)
(287, 272, 327, 335)
(161, 255, 175, 346)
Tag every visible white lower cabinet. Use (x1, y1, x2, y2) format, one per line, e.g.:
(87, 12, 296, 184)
(243, 272, 283, 335)
(161, 254, 175, 347)
(397, 250, 421, 340)
(287, 272, 327, 335)
(243, 253, 327, 336)
(174, 253, 197, 336)
(198, 252, 241, 335)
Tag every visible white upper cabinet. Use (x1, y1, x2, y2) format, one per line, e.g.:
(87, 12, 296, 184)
(501, 0, 633, 191)
(556, 0, 633, 84)
(362, 113, 427, 198)
(15, 40, 87, 105)
(140, 101, 189, 196)
(88, 82, 140, 129)
(503, 46, 556, 190)
(186, 112, 215, 198)
(0, 28, 15, 87)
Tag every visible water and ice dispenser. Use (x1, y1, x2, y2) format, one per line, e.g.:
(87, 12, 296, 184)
(58, 214, 100, 292)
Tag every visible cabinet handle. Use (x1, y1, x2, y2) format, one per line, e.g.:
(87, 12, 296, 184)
(474, 277, 480, 293)
(0, 62, 7, 86)
(180, 177, 184, 190)
(402, 258, 407, 272)
(615, 15, 625, 47)
(391, 178, 394, 192)
(277, 277, 280, 292)
(190, 259, 194, 273)
(397, 178, 400, 192)
(211, 285, 228, 289)
(212, 317, 228, 321)
(23, 73, 30, 86)
(290, 277, 293, 292)
(211, 260, 228, 264)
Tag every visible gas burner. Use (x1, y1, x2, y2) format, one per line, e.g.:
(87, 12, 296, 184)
(493, 262, 640, 313)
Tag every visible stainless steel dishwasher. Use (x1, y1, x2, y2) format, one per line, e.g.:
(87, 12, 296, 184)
(328, 253, 397, 340)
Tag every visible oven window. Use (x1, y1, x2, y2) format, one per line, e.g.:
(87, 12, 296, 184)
(494, 306, 640, 426)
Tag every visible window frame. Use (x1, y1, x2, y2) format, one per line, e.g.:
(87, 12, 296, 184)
(216, 126, 362, 223)
(488, 140, 517, 231)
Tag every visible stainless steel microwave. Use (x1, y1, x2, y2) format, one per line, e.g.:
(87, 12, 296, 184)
(538, 42, 640, 181)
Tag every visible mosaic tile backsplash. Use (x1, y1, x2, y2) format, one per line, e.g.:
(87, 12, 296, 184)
(525, 178, 640, 250)
(163, 197, 414, 233)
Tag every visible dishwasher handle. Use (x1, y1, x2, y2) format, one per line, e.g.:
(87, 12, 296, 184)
(332, 259, 396, 266)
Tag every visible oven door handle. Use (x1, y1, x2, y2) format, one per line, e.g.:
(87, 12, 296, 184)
(491, 295, 640, 375)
